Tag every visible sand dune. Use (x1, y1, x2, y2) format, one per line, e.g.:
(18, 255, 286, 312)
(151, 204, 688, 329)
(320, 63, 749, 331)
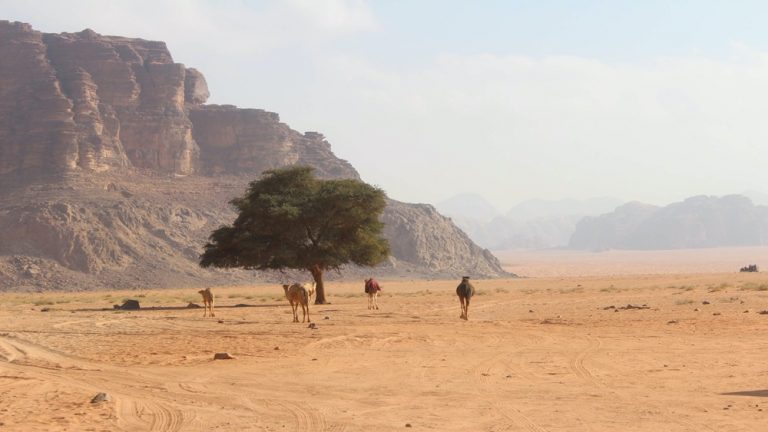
(2, 275, 768, 431)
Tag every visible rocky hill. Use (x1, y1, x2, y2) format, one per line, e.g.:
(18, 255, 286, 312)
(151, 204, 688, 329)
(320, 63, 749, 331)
(569, 195, 768, 250)
(0, 21, 508, 290)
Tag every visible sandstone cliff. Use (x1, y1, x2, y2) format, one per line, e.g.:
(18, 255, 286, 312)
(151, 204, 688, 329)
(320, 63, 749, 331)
(0, 21, 508, 290)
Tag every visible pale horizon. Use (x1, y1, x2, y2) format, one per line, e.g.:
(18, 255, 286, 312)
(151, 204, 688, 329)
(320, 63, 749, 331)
(5, 1, 768, 210)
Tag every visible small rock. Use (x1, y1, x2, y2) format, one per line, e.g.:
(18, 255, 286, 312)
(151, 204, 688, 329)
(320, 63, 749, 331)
(529, 309, 534, 313)
(274, 346, 280, 350)
(217, 319, 224, 323)
(186, 303, 201, 308)
(115, 299, 140, 310)
(40, 307, 50, 312)
(667, 320, 678, 324)
(234, 303, 248, 307)
(759, 310, 768, 315)
(213, 352, 235, 360)
(405, 424, 412, 428)
(603, 305, 616, 310)
(308, 323, 317, 329)
(744, 310, 749, 313)
(481, 373, 490, 377)
(311, 358, 318, 361)
(702, 301, 710, 305)
(713, 312, 721, 316)
(90, 392, 111, 403)
(694, 308, 700, 312)
(324, 316, 330, 320)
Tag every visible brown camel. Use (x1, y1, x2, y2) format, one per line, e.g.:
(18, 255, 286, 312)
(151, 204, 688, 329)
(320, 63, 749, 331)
(198, 287, 215, 317)
(456, 276, 475, 320)
(282, 283, 311, 323)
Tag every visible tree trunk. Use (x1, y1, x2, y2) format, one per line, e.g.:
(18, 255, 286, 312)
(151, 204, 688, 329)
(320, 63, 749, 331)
(310, 265, 327, 304)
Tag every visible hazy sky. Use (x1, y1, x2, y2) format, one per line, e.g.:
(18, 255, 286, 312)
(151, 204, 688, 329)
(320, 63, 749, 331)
(5, 0, 768, 209)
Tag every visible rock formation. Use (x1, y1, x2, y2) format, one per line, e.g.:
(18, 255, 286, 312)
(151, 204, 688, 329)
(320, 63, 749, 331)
(569, 195, 768, 250)
(0, 21, 508, 290)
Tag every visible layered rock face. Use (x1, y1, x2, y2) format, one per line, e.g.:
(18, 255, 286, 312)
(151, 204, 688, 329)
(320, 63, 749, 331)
(0, 21, 507, 290)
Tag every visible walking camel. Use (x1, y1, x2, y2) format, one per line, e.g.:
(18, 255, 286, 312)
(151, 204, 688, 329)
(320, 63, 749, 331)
(364, 278, 382, 310)
(198, 287, 215, 317)
(282, 283, 311, 323)
(456, 276, 475, 320)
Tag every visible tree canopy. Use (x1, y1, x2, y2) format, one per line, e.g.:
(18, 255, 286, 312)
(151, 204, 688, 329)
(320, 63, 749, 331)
(200, 166, 390, 304)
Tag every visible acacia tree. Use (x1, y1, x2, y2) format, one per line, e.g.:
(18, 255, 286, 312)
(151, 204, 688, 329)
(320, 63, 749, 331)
(199, 166, 390, 304)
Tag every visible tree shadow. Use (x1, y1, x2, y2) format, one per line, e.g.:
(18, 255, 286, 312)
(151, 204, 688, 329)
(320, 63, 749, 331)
(70, 303, 282, 313)
(721, 390, 768, 397)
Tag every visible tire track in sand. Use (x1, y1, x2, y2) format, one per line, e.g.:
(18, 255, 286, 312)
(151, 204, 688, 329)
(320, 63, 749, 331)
(268, 399, 328, 432)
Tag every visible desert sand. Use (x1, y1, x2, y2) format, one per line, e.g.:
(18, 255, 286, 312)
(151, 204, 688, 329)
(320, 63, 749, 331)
(2, 271, 768, 431)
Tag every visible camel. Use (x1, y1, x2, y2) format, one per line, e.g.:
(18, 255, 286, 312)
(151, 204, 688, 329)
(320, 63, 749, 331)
(364, 278, 382, 310)
(282, 283, 311, 323)
(302, 282, 316, 302)
(456, 276, 475, 320)
(198, 287, 215, 317)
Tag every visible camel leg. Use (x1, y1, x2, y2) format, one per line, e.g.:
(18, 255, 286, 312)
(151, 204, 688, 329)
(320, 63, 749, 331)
(465, 299, 470, 320)
(210, 300, 215, 317)
(374, 292, 379, 310)
(291, 301, 298, 322)
(304, 303, 310, 323)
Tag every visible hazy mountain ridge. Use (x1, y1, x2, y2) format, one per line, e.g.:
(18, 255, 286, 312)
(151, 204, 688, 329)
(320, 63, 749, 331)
(569, 195, 768, 250)
(437, 195, 624, 250)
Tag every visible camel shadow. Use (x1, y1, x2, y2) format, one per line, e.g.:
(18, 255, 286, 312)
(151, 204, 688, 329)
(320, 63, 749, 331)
(721, 390, 768, 397)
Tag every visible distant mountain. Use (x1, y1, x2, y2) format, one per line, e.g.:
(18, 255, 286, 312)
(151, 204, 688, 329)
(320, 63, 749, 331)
(435, 193, 500, 223)
(506, 197, 624, 222)
(437, 196, 624, 250)
(569, 195, 768, 250)
(743, 190, 768, 206)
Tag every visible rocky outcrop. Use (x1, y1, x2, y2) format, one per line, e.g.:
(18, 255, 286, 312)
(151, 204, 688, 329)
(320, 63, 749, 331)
(189, 105, 358, 179)
(383, 200, 505, 277)
(0, 21, 509, 290)
(569, 195, 768, 250)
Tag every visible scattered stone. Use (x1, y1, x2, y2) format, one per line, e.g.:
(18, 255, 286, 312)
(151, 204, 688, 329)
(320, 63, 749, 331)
(114, 299, 140, 310)
(506, 375, 512, 378)
(713, 312, 721, 316)
(744, 310, 750, 313)
(702, 301, 710, 305)
(186, 303, 201, 308)
(40, 307, 50, 312)
(217, 319, 224, 324)
(90, 393, 111, 403)
(603, 305, 616, 310)
(615, 304, 650, 310)
(311, 358, 318, 361)
(405, 424, 412, 428)
(667, 320, 678, 324)
(481, 373, 490, 377)
(694, 308, 700, 312)
(758, 310, 768, 315)
(324, 316, 330, 320)
(234, 303, 249, 307)
(213, 352, 235, 360)
(274, 346, 280, 350)
(308, 323, 317, 329)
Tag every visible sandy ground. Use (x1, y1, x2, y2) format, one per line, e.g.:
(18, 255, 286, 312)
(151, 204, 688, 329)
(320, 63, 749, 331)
(497, 246, 768, 277)
(2, 273, 768, 431)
